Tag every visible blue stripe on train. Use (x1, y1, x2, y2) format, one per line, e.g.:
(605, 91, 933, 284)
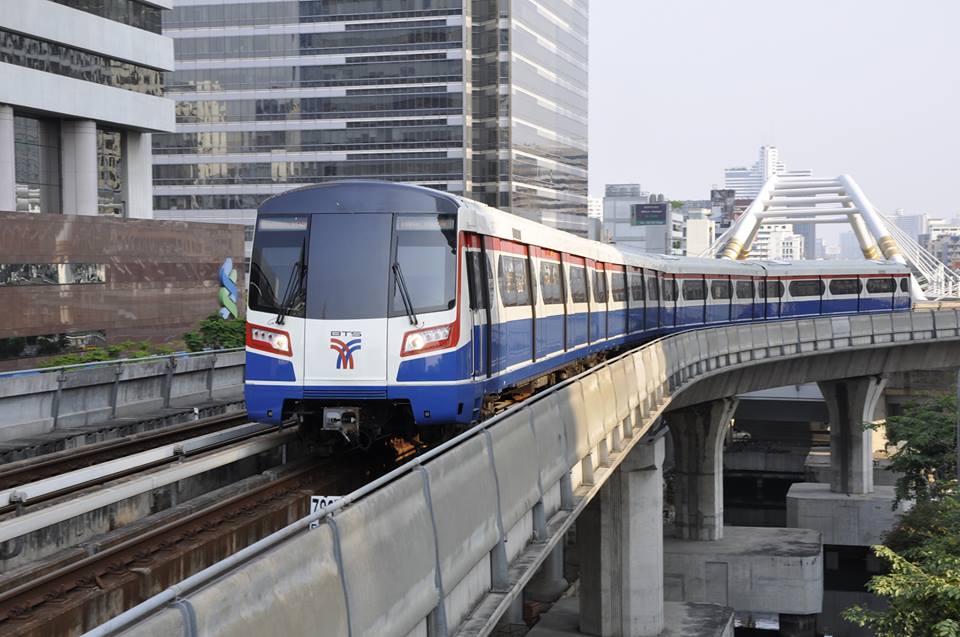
(248, 297, 914, 426)
(246, 350, 296, 382)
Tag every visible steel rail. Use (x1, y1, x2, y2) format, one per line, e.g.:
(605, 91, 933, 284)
(0, 429, 295, 545)
(0, 411, 250, 491)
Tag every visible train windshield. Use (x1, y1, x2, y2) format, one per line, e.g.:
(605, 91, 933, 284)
(390, 214, 457, 317)
(307, 214, 393, 320)
(248, 216, 308, 317)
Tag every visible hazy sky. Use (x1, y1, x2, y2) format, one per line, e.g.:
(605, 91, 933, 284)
(588, 0, 960, 224)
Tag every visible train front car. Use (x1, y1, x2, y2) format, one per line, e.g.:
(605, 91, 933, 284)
(244, 182, 473, 443)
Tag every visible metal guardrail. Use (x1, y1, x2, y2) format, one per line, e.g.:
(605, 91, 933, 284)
(0, 349, 245, 443)
(88, 310, 960, 637)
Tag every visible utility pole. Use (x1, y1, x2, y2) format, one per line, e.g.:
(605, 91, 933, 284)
(956, 368, 960, 483)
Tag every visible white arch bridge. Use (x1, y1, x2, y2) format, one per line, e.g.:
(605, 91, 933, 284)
(705, 174, 960, 300)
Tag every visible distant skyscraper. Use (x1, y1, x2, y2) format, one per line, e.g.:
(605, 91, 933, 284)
(723, 146, 812, 200)
(750, 224, 804, 260)
(724, 145, 814, 258)
(154, 0, 589, 255)
(889, 210, 929, 243)
(588, 196, 603, 219)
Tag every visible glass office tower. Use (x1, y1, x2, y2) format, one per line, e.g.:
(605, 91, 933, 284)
(153, 0, 589, 252)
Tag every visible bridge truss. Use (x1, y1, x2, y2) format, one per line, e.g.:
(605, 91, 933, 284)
(703, 174, 960, 300)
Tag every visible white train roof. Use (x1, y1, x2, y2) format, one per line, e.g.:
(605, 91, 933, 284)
(457, 197, 909, 276)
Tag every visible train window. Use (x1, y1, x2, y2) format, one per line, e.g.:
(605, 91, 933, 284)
(710, 279, 732, 300)
(569, 266, 588, 303)
(630, 274, 645, 302)
(735, 280, 754, 299)
(829, 278, 861, 295)
(611, 271, 627, 302)
(498, 255, 530, 307)
(900, 277, 909, 292)
(540, 261, 564, 305)
(661, 278, 677, 301)
(250, 215, 309, 317)
(592, 269, 608, 304)
(788, 280, 824, 297)
(866, 278, 896, 294)
(390, 214, 459, 317)
(682, 279, 706, 301)
(647, 276, 660, 301)
(764, 280, 784, 298)
(466, 252, 482, 310)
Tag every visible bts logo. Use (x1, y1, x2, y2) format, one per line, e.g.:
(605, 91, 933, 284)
(330, 334, 362, 369)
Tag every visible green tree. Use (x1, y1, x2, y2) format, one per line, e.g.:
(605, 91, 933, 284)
(879, 394, 958, 504)
(183, 314, 245, 352)
(845, 391, 960, 635)
(843, 543, 960, 637)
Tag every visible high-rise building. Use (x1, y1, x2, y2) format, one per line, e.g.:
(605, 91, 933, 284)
(723, 145, 812, 200)
(889, 209, 929, 244)
(0, 0, 174, 217)
(601, 184, 683, 254)
(154, 0, 589, 255)
(588, 196, 603, 219)
(749, 223, 805, 260)
(724, 146, 814, 258)
(684, 217, 715, 257)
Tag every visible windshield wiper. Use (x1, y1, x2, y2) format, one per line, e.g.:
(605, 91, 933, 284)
(276, 240, 306, 325)
(392, 262, 419, 325)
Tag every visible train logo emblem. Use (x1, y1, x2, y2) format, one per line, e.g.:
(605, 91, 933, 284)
(330, 337, 362, 369)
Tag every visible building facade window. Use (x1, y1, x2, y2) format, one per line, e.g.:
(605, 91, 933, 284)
(98, 129, 125, 216)
(0, 330, 106, 362)
(14, 115, 61, 214)
(0, 263, 106, 286)
(97, 128, 125, 217)
(51, 0, 162, 33)
(0, 29, 163, 96)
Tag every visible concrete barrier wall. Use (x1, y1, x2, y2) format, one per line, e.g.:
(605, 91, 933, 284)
(0, 349, 244, 442)
(107, 310, 960, 637)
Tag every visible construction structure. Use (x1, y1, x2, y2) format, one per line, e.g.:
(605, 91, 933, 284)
(705, 174, 960, 300)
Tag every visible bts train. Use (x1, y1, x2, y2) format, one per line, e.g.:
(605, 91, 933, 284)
(244, 181, 912, 442)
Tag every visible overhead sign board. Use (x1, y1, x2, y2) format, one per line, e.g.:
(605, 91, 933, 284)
(631, 203, 668, 226)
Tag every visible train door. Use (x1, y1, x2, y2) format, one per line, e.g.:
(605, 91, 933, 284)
(466, 234, 492, 379)
(646, 270, 661, 331)
(559, 253, 569, 351)
(661, 273, 677, 328)
(565, 255, 589, 349)
(856, 275, 863, 313)
(527, 245, 538, 362)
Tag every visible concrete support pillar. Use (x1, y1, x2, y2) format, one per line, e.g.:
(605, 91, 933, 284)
(578, 436, 665, 637)
(817, 376, 886, 495)
(667, 398, 738, 541)
(0, 105, 15, 212)
(61, 119, 98, 216)
(527, 543, 568, 602)
(122, 130, 153, 218)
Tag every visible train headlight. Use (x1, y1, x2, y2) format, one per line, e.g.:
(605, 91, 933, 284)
(246, 324, 293, 356)
(401, 323, 455, 356)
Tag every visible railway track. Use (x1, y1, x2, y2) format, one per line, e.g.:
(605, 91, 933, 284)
(0, 447, 408, 636)
(0, 411, 251, 492)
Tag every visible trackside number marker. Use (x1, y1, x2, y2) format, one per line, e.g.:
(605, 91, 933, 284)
(309, 495, 342, 529)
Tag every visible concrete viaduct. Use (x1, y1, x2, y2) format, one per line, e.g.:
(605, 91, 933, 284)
(92, 309, 960, 637)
